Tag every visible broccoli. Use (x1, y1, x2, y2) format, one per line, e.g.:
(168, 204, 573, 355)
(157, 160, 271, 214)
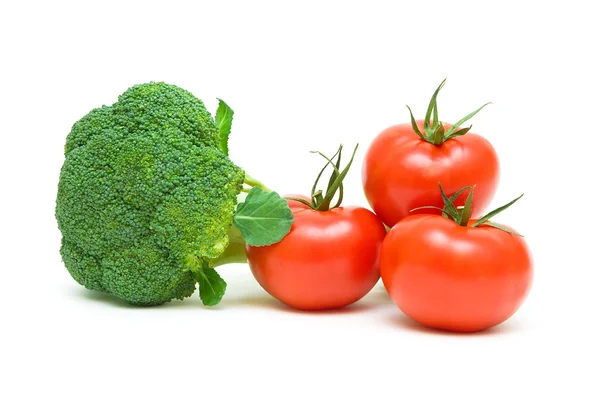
(56, 82, 293, 306)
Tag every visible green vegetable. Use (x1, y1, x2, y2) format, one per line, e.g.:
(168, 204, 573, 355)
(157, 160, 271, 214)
(56, 82, 293, 306)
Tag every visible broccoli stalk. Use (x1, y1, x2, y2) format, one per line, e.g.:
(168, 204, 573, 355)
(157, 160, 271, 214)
(56, 82, 293, 307)
(243, 174, 271, 192)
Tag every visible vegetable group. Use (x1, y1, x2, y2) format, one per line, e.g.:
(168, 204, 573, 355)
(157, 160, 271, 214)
(56, 82, 293, 306)
(380, 185, 533, 332)
(246, 146, 387, 310)
(362, 79, 499, 227)
(56, 79, 532, 332)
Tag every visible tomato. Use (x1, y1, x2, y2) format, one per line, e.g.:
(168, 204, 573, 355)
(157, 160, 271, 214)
(362, 120, 499, 227)
(246, 206, 386, 310)
(380, 214, 533, 332)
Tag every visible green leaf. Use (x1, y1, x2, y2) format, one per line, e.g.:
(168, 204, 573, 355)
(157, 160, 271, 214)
(234, 187, 294, 246)
(458, 185, 475, 226)
(327, 147, 343, 193)
(445, 102, 491, 137)
(444, 186, 470, 219)
(406, 106, 427, 141)
(332, 177, 345, 208)
(438, 183, 460, 221)
(433, 95, 439, 126)
(425, 78, 446, 130)
(319, 144, 358, 211)
(192, 265, 227, 306)
(284, 196, 313, 208)
(444, 125, 472, 140)
(447, 186, 471, 203)
(480, 221, 523, 236)
(215, 98, 234, 156)
(311, 146, 346, 210)
(310, 146, 342, 206)
(472, 193, 524, 227)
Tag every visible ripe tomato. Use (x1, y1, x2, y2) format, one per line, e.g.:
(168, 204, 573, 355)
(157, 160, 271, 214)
(380, 214, 533, 332)
(362, 120, 499, 227)
(246, 206, 386, 310)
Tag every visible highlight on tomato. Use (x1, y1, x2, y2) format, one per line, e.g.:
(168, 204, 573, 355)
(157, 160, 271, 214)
(246, 145, 387, 311)
(362, 79, 500, 227)
(380, 184, 533, 332)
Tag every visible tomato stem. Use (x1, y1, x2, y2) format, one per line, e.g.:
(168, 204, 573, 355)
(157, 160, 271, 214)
(294, 144, 359, 212)
(458, 185, 475, 226)
(432, 124, 446, 146)
(472, 193, 524, 235)
(407, 79, 491, 146)
(310, 146, 342, 206)
(431, 184, 524, 235)
(283, 197, 311, 207)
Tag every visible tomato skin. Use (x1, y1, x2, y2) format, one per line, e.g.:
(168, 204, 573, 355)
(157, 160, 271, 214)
(362, 120, 500, 227)
(380, 215, 533, 332)
(246, 206, 387, 310)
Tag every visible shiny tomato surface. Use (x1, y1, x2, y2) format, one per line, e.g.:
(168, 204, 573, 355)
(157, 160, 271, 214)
(362, 120, 499, 227)
(381, 214, 533, 332)
(247, 206, 386, 310)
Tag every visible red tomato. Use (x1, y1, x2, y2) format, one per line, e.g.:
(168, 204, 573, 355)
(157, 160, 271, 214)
(246, 206, 386, 310)
(380, 214, 533, 332)
(362, 120, 499, 227)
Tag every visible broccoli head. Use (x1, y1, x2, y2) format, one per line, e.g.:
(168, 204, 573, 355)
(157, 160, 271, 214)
(56, 82, 289, 306)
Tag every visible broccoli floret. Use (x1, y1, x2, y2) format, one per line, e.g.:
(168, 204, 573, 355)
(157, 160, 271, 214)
(56, 82, 258, 306)
(65, 82, 219, 153)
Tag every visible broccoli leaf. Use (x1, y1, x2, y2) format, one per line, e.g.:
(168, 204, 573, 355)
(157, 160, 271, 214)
(192, 265, 227, 306)
(215, 98, 234, 156)
(234, 187, 294, 247)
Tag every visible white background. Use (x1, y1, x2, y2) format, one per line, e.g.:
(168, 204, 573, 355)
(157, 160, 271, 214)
(1, 1, 599, 399)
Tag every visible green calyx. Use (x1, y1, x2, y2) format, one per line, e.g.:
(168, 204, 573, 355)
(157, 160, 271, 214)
(287, 144, 359, 212)
(406, 79, 491, 146)
(412, 183, 524, 235)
